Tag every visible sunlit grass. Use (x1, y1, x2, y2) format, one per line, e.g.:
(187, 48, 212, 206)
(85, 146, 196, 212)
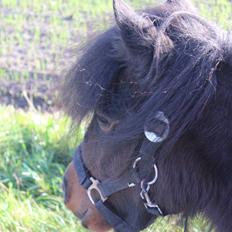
(0, 186, 85, 232)
(0, 106, 85, 231)
(0, 106, 83, 196)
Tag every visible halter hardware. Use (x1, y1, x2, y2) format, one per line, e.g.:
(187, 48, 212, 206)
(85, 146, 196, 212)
(87, 177, 108, 205)
(140, 178, 163, 215)
(133, 156, 163, 214)
(139, 163, 163, 215)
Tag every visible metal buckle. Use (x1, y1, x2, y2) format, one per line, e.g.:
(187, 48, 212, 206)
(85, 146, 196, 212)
(143, 193, 163, 216)
(140, 182, 163, 215)
(87, 177, 107, 205)
(140, 164, 163, 215)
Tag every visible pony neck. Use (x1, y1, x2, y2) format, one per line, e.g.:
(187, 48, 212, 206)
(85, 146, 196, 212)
(202, 63, 232, 231)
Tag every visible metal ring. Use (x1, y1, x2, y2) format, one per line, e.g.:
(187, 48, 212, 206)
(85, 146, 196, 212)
(140, 163, 159, 199)
(133, 157, 141, 169)
(141, 179, 150, 193)
(147, 164, 158, 186)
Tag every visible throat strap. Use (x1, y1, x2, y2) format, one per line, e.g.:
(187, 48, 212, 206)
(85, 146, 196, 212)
(95, 201, 136, 232)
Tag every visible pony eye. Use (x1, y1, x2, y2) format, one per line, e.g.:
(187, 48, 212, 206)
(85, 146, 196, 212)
(96, 113, 119, 132)
(96, 114, 112, 131)
(97, 115, 110, 126)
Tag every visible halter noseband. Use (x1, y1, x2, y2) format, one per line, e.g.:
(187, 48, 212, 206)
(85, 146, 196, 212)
(73, 111, 169, 232)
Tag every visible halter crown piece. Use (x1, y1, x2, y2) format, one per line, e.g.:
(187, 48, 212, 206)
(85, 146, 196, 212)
(73, 111, 170, 232)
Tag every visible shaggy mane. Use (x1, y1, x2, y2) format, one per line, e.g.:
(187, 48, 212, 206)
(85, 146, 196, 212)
(60, 0, 232, 146)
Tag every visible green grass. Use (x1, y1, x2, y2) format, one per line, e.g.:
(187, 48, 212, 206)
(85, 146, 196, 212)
(195, 0, 232, 29)
(0, 187, 85, 232)
(0, 106, 85, 232)
(0, 106, 214, 232)
(0, 107, 83, 196)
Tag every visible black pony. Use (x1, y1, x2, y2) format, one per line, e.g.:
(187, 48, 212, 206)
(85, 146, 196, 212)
(61, 0, 232, 231)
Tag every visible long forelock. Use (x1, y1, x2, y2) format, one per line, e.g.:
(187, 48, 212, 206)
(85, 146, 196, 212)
(60, 27, 123, 124)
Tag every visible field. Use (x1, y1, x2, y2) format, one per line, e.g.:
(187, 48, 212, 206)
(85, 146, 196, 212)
(0, 0, 232, 231)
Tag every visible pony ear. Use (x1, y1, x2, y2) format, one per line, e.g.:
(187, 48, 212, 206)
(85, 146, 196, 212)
(113, 0, 157, 53)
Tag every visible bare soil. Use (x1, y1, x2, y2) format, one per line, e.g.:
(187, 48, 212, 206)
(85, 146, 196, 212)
(0, 69, 59, 112)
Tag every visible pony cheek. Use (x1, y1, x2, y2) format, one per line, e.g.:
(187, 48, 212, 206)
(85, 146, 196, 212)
(63, 162, 111, 232)
(63, 163, 86, 212)
(82, 208, 112, 232)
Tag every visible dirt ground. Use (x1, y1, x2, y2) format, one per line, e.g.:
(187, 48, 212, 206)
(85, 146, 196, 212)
(0, 3, 108, 112)
(0, 68, 61, 112)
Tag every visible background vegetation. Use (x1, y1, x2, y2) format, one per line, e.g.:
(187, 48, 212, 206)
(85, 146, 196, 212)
(0, 0, 231, 231)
